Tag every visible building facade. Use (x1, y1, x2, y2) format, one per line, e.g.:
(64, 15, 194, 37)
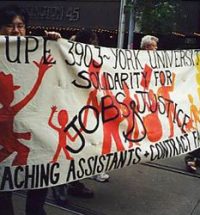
(1, 1, 200, 48)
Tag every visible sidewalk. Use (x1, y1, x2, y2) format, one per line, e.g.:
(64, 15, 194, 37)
(14, 155, 200, 215)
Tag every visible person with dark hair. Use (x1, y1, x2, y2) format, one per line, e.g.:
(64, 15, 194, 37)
(0, 5, 60, 215)
(0, 4, 61, 39)
(75, 28, 99, 45)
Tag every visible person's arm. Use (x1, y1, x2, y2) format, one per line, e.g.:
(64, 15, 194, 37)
(44, 30, 61, 40)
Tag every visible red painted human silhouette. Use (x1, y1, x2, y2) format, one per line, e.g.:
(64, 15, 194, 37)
(120, 65, 159, 146)
(101, 75, 125, 154)
(48, 106, 85, 162)
(85, 60, 125, 155)
(137, 64, 163, 142)
(157, 72, 176, 137)
(143, 89, 163, 142)
(122, 82, 141, 148)
(188, 94, 200, 129)
(0, 55, 54, 166)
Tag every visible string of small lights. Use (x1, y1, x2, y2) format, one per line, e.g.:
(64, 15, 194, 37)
(27, 25, 200, 49)
(28, 25, 200, 37)
(27, 25, 118, 35)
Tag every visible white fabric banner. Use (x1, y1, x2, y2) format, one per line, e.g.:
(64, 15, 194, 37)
(0, 36, 200, 191)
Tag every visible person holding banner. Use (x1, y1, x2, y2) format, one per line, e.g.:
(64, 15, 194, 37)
(71, 29, 110, 182)
(0, 4, 61, 215)
(140, 35, 159, 50)
(74, 29, 110, 182)
(52, 29, 110, 205)
(139, 35, 200, 173)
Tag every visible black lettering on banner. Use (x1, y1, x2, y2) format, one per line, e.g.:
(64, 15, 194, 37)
(35, 165, 40, 188)
(123, 100, 146, 143)
(75, 42, 85, 66)
(157, 96, 166, 114)
(111, 48, 118, 69)
(126, 149, 136, 166)
(124, 49, 135, 70)
(150, 134, 193, 161)
(115, 92, 130, 117)
(174, 50, 181, 67)
(5, 36, 53, 64)
(96, 155, 106, 173)
(91, 155, 98, 175)
(0, 163, 60, 190)
(105, 153, 116, 172)
(134, 91, 148, 114)
(182, 133, 191, 151)
(148, 51, 157, 69)
(105, 153, 113, 171)
(133, 50, 143, 70)
(25, 36, 39, 63)
(164, 50, 173, 68)
(121, 147, 142, 166)
(173, 103, 179, 124)
(102, 95, 119, 123)
(179, 134, 190, 152)
(115, 150, 127, 169)
(14, 166, 24, 189)
(84, 156, 95, 176)
(34, 163, 60, 188)
(107, 152, 119, 171)
(104, 72, 115, 89)
(65, 40, 76, 65)
(65, 150, 142, 182)
(155, 51, 166, 68)
(79, 105, 99, 133)
(50, 163, 60, 184)
(63, 105, 99, 154)
(154, 70, 172, 87)
(0, 167, 14, 190)
(93, 46, 103, 68)
(66, 160, 76, 181)
(163, 98, 173, 118)
(120, 73, 129, 88)
(132, 147, 142, 164)
(64, 115, 85, 153)
(5, 36, 21, 63)
(24, 165, 35, 188)
(71, 70, 91, 89)
(169, 139, 179, 156)
(118, 49, 127, 69)
(112, 49, 143, 70)
(83, 45, 93, 67)
(65, 41, 103, 68)
(75, 43, 93, 67)
(192, 130, 200, 148)
(77, 158, 85, 178)
(90, 71, 100, 89)
(181, 114, 190, 133)
(147, 91, 158, 113)
(150, 143, 166, 161)
(37, 163, 59, 187)
(43, 38, 56, 64)
(180, 50, 187, 66)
